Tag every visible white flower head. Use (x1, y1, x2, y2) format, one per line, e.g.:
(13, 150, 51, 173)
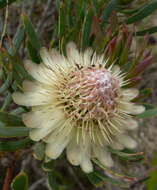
(13, 42, 145, 173)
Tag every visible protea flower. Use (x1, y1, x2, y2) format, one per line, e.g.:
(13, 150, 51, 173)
(12, 42, 145, 173)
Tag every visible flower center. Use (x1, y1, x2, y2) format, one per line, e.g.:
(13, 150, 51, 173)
(62, 67, 120, 121)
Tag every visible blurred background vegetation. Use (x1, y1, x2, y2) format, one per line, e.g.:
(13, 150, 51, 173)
(1, 0, 157, 190)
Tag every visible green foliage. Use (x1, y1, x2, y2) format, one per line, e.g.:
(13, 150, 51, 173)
(126, 0, 157, 24)
(146, 154, 157, 190)
(102, 0, 118, 25)
(22, 14, 42, 51)
(22, 14, 42, 63)
(0, 138, 32, 151)
(1, 92, 12, 111)
(136, 26, 157, 36)
(0, 72, 12, 94)
(8, 26, 25, 56)
(137, 107, 157, 118)
(87, 171, 129, 188)
(11, 171, 28, 190)
(81, 10, 93, 49)
(0, 126, 29, 137)
(33, 142, 45, 161)
(110, 149, 144, 161)
(0, 112, 23, 126)
(147, 170, 157, 190)
(48, 172, 60, 190)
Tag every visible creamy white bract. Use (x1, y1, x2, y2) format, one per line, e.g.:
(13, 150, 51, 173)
(13, 42, 145, 173)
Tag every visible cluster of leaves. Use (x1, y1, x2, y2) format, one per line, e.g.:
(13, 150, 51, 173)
(1, 0, 157, 189)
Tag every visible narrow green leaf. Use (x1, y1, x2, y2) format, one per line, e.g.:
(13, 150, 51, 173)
(1, 92, 12, 111)
(11, 107, 26, 115)
(12, 56, 32, 85)
(55, 0, 60, 10)
(8, 26, 25, 56)
(81, 10, 93, 49)
(48, 172, 60, 190)
(146, 154, 157, 190)
(0, 126, 29, 137)
(27, 40, 41, 63)
(136, 26, 157, 36)
(87, 171, 129, 188)
(58, 3, 66, 38)
(102, 0, 118, 24)
(22, 14, 42, 51)
(42, 160, 54, 172)
(76, 0, 87, 21)
(92, 0, 99, 15)
(33, 142, 45, 160)
(110, 149, 144, 161)
(126, 0, 157, 24)
(87, 172, 103, 187)
(0, 112, 23, 126)
(11, 171, 28, 190)
(147, 170, 157, 190)
(0, 138, 32, 151)
(65, 0, 73, 27)
(120, 8, 142, 15)
(137, 108, 157, 119)
(142, 103, 155, 110)
(0, 72, 12, 93)
(134, 88, 153, 102)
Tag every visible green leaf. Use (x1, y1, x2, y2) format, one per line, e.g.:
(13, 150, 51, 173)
(147, 171, 157, 190)
(0, 112, 23, 126)
(126, 0, 157, 24)
(110, 149, 144, 161)
(76, 0, 87, 21)
(22, 14, 42, 51)
(42, 160, 54, 172)
(135, 26, 157, 36)
(27, 40, 41, 63)
(33, 142, 45, 160)
(12, 56, 32, 85)
(8, 26, 25, 56)
(11, 107, 26, 115)
(58, 2, 68, 50)
(142, 103, 155, 110)
(102, 0, 118, 24)
(58, 3, 66, 38)
(1, 92, 12, 111)
(137, 108, 157, 119)
(0, 72, 12, 94)
(0, 0, 21, 8)
(146, 154, 157, 190)
(11, 171, 28, 190)
(87, 171, 129, 188)
(120, 8, 142, 15)
(0, 138, 32, 151)
(65, 0, 73, 28)
(55, 0, 60, 10)
(0, 126, 29, 137)
(87, 172, 104, 187)
(48, 172, 60, 190)
(92, 0, 99, 15)
(81, 10, 93, 49)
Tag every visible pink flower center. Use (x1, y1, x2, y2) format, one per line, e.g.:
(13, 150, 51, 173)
(64, 67, 120, 121)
